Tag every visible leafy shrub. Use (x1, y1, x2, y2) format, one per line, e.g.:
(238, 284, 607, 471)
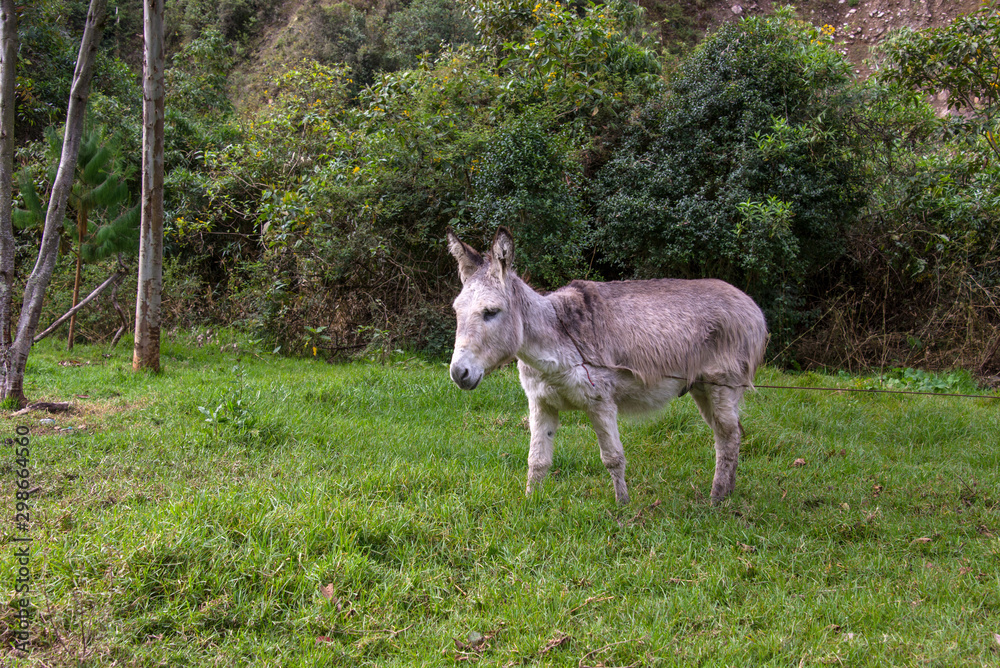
(498, 0, 663, 114)
(468, 113, 589, 286)
(877, 4, 1000, 162)
(823, 111, 1000, 371)
(593, 8, 869, 346)
(460, 0, 536, 54)
(240, 52, 499, 354)
(797, 9, 1000, 371)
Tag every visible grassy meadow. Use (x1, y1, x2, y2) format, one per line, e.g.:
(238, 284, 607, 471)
(2, 332, 999, 666)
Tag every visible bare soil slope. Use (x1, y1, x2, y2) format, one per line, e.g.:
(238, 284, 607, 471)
(235, 0, 985, 108)
(669, 0, 983, 75)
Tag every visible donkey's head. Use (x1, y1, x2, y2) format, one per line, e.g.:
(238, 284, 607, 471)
(447, 227, 523, 390)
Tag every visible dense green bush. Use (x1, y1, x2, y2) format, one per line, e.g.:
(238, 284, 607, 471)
(468, 114, 589, 287)
(788, 9, 1000, 371)
(594, 8, 869, 343)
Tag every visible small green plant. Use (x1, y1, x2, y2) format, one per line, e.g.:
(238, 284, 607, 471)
(357, 324, 393, 363)
(302, 325, 331, 357)
(197, 365, 258, 431)
(866, 367, 974, 393)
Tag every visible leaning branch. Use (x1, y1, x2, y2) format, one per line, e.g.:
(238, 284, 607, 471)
(33, 270, 124, 343)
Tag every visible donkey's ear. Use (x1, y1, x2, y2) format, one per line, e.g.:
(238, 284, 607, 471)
(447, 228, 484, 284)
(490, 226, 515, 283)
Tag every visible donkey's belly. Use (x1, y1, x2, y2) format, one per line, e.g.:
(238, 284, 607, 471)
(614, 376, 687, 415)
(519, 360, 686, 414)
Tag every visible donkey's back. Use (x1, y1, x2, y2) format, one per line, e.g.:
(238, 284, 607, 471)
(550, 277, 767, 390)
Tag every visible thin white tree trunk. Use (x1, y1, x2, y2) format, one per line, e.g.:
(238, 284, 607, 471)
(0, 0, 18, 355)
(2, 0, 106, 404)
(133, 0, 165, 372)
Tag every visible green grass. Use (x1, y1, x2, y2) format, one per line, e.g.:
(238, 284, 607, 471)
(2, 334, 999, 666)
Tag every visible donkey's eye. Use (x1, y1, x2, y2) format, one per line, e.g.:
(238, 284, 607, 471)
(482, 308, 501, 322)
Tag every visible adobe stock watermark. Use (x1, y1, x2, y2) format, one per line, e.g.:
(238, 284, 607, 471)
(9, 425, 33, 654)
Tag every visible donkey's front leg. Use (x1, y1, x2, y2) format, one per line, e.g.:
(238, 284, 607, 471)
(586, 404, 630, 505)
(526, 399, 559, 497)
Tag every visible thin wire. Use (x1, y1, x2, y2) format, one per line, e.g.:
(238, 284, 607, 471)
(754, 383, 1000, 400)
(662, 374, 1000, 400)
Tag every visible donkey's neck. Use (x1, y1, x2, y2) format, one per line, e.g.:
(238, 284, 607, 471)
(512, 277, 581, 375)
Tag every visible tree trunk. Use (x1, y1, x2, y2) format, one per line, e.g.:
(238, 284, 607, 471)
(0, 0, 18, 355)
(68, 208, 88, 350)
(2, 0, 106, 405)
(133, 0, 165, 373)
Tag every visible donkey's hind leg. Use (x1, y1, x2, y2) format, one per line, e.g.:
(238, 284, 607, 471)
(690, 383, 744, 504)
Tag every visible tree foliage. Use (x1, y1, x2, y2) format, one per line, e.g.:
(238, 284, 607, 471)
(14, 126, 138, 262)
(594, 8, 869, 340)
(879, 4, 1000, 160)
(9, 2, 1000, 371)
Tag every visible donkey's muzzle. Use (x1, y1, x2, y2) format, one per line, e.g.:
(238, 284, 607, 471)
(450, 353, 483, 391)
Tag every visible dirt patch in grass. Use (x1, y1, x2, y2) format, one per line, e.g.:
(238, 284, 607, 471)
(5, 397, 150, 431)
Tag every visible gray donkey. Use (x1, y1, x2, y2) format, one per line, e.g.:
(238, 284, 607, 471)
(447, 227, 768, 504)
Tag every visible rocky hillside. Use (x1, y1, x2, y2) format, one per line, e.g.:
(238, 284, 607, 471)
(229, 0, 986, 110)
(701, 0, 984, 78)
(222, 0, 987, 113)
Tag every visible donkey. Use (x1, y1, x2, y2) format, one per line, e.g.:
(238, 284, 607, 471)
(447, 227, 768, 505)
